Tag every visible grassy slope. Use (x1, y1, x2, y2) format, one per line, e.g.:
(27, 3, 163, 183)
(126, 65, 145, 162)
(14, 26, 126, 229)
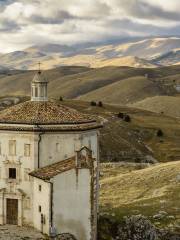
(0, 65, 180, 102)
(0, 66, 90, 96)
(77, 76, 163, 105)
(130, 96, 180, 117)
(100, 161, 180, 230)
(59, 100, 180, 163)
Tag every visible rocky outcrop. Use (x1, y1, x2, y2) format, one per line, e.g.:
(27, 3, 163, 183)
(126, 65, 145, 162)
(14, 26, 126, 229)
(57, 233, 77, 240)
(117, 215, 158, 240)
(98, 214, 180, 240)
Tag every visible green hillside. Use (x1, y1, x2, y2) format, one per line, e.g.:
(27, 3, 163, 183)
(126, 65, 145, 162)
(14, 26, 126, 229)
(77, 76, 163, 105)
(0, 65, 180, 102)
(100, 161, 180, 235)
(59, 100, 180, 163)
(130, 96, 180, 117)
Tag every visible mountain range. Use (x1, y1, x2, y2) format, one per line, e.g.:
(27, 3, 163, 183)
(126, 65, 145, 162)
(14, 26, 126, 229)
(0, 37, 180, 70)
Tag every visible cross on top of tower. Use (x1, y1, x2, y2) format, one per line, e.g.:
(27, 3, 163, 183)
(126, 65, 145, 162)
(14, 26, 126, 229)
(31, 62, 48, 101)
(38, 62, 42, 74)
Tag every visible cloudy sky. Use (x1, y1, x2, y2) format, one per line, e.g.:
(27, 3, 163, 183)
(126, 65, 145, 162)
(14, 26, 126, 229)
(0, 0, 180, 52)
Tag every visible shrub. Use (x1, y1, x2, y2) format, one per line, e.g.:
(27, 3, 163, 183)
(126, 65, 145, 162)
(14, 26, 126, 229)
(117, 112, 124, 118)
(124, 115, 131, 122)
(91, 101, 97, 106)
(98, 101, 103, 107)
(157, 129, 163, 137)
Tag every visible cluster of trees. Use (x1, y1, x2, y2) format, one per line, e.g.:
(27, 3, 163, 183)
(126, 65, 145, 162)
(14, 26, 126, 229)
(157, 129, 163, 137)
(90, 101, 103, 107)
(117, 112, 131, 122)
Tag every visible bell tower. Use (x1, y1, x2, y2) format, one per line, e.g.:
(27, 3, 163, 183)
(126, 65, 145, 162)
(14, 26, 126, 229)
(31, 63, 48, 102)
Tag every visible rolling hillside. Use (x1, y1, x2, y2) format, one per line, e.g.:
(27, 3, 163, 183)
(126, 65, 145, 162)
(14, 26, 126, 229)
(0, 66, 180, 100)
(77, 76, 164, 105)
(130, 96, 180, 117)
(0, 66, 156, 98)
(59, 99, 180, 163)
(0, 37, 180, 69)
(100, 161, 180, 232)
(0, 65, 180, 115)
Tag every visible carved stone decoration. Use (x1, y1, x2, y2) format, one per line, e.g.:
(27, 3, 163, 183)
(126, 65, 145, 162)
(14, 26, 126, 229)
(76, 146, 94, 168)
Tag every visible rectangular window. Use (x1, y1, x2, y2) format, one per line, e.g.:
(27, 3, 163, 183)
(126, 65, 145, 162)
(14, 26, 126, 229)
(56, 143, 60, 153)
(35, 87, 38, 97)
(9, 168, 16, 179)
(39, 205, 41, 212)
(40, 87, 44, 97)
(24, 144, 31, 157)
(9, 140, 16, 156)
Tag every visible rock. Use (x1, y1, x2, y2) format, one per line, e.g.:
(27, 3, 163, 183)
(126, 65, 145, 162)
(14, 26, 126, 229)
(159, 211, 168, 216)
(153, 211, 168, 220)
(57, 233, 77, 240)
(98, 214, 180, 240)
(117, 215, 159, 240)
(153, 214, 164, 220)
(145, 155, 158, 164)
(167, 216, 175, 220)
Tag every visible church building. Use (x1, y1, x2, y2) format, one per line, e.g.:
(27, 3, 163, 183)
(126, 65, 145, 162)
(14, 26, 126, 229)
(0, 69, 102, 240)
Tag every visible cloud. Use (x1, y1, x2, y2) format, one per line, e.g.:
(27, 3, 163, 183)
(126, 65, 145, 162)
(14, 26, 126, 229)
(110, 0, 180, 21)
(0, 19, 20, 32)
(0, 0, 179, 52)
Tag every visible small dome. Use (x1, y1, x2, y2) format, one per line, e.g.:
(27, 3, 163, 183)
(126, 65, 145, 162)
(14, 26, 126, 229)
(32, 71, 48, 83)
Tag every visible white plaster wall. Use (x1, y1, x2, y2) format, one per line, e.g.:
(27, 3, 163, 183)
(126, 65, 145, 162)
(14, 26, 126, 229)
(39, 130, 98, 168)
(32, 177, 50, 235)
(53, 169, 91, 240)
(0, 127, 99, 235)
(0, 130, 38, 226)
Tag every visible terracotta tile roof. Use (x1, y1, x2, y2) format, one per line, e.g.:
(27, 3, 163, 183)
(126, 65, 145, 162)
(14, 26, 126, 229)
(0, 121, 102, 132)
(29, 157, 76, 180)
(0, 101, 95, 125)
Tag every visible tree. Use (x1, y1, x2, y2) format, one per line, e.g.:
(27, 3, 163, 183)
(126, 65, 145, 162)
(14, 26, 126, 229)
(124, 115, 131, 122)
(90, 101, 97, 106)
(59, 96, 63, 101)
(98, 101, 103, 107)
(117, 112, 124, 119)
(157, 129, 163, 137)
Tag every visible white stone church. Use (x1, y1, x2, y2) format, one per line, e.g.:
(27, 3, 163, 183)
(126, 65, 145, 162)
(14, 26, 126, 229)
(0, 70, 102, 240)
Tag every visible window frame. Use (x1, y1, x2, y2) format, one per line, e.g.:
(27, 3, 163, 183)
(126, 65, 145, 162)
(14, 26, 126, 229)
(56, 143, 60, 153)
(39, 205, 41, 212)
(9, 168, 16, 179)
(0, 142, 1, 155)
(9, 140, 16, 156)
(24, 144, 31, 157)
